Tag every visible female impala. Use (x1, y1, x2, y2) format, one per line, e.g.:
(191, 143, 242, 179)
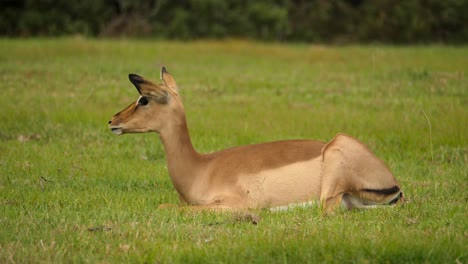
(108, 67, 403, 211)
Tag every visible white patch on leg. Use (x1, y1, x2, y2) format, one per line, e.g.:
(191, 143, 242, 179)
(269, 201, 319, 212)
(342, 191, 403, 209)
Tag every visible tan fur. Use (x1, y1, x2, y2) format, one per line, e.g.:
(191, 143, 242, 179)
(109, 67, 403, 211)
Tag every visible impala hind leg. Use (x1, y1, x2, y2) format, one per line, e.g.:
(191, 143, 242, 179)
(320, 134, 403, 212)
(341, 189, 403, 209)
(319, 146, 349, 211)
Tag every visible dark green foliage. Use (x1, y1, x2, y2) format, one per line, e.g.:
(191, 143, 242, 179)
(0, 0, 113, 36)
(1, 0, 467, 43)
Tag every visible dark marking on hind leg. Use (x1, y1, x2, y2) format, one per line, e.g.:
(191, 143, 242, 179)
(388, 191, 404, 205)
(361, 185, 400, 195)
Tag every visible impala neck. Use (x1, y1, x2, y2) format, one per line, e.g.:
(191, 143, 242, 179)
(158, 111, 202, 198)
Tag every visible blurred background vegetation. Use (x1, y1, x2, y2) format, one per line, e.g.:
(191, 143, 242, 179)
(1, 0, 467, 43)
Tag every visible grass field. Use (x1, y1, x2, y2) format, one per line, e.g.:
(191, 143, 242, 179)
(0, 38, 466, 263)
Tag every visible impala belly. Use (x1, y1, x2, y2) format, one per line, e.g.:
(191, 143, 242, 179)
(238, 157, 322, 208)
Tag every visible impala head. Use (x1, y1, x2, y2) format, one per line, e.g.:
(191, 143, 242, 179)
(108, 67, 182, 135)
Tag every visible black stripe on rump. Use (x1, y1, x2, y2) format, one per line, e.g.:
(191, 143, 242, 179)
(361, 185, 400, 195)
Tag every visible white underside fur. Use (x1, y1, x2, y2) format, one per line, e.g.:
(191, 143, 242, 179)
(269, 191, 402, 212)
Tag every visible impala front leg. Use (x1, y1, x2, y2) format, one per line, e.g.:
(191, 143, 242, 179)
(158, 202, 241, 212)
(157, 193, 188, 209)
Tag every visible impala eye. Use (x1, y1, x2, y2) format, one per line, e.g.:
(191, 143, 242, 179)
(138, 97, 149, 106)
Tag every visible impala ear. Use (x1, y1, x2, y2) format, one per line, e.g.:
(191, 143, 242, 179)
(128, 74, 170, 104)
(129, 74, 145, 93)
(160, 66, 178, 92)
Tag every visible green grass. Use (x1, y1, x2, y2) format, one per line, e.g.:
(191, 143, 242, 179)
(0, 38, 466, 263)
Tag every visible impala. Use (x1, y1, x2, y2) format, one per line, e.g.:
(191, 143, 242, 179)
(108, 67, 404, 211)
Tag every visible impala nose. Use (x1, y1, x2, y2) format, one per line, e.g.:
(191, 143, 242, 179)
(108, 120, 112, 124)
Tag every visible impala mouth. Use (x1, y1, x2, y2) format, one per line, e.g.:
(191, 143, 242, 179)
(110, 127, 123, 135)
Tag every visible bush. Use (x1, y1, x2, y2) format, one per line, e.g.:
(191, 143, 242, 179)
(1, 0, 467, 43)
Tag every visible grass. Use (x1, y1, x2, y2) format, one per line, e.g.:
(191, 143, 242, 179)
(0, 37, 466, 263)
